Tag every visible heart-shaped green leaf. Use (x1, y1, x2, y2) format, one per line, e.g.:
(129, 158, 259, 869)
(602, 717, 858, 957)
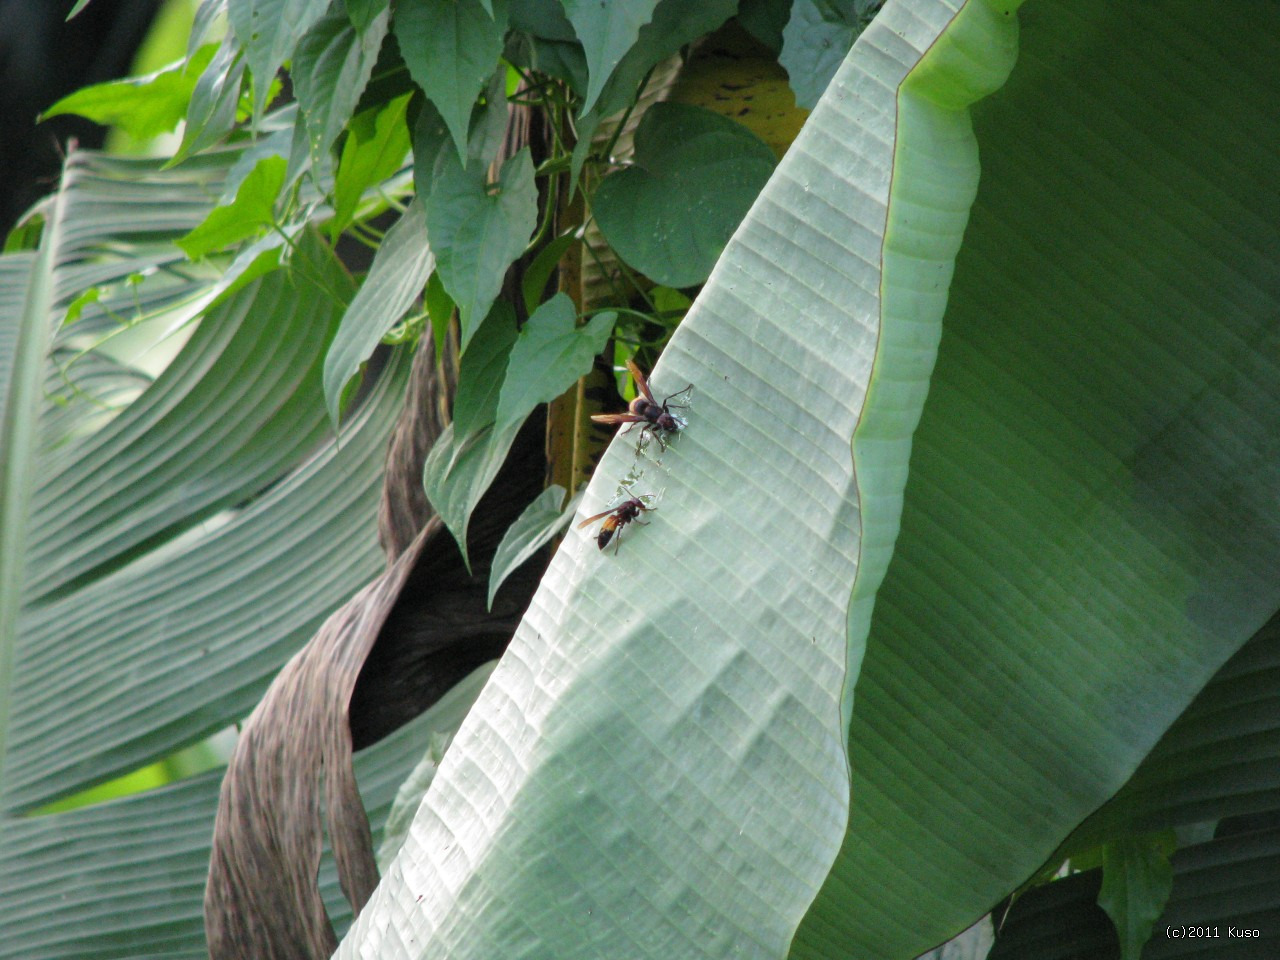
(426, 147, 538, 350)
(494, 294, 614, 434)
(395, 0, 509, 159)
(177, 154, 286, 258)
(561, 0, 659, 115)
(592, 104, 776, 287)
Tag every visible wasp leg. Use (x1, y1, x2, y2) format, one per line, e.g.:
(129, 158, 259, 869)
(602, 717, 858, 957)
(646, 428, 672, 457)
(661, 384, 694, 407)
(635, 425, 663, 457)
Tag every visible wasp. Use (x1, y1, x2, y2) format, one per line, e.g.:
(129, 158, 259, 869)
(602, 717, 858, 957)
(577, 495, 655, 553)
(591, 359, 693, 452)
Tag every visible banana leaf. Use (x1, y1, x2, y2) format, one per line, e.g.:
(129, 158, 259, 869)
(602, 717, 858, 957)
(337, 1, 1280, 958)
(0, 146, 413, 955)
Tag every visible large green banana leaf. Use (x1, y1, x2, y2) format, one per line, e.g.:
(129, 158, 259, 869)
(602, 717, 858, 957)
(0, 147, 422, 954)
(337, 1, 1280, 958)
(0, 664, 494, 959)
(989, 612, 1280, 959)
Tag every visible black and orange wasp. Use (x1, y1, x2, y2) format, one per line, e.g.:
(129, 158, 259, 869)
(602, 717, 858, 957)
(591, 359, 693, 453)
(577, 495, 656, 554)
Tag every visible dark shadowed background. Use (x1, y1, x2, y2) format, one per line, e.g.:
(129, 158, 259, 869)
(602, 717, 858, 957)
(0, 0, 163, 236)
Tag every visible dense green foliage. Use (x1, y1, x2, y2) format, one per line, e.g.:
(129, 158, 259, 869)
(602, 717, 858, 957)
(3, 1, 1279, 959)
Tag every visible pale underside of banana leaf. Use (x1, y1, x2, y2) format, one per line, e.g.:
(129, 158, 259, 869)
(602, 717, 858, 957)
(337, 1, 934, 956)
(338, 0, 1280, 958)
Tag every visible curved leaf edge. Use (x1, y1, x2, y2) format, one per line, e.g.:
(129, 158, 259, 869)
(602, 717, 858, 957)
(796, 0, 1020, 953)
(0, 198, 65, 782)
(843, 0, 1020, 748)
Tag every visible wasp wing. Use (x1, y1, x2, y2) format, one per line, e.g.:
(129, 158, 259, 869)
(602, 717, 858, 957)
(577, 508, 617, 529)
(626, 358, 657, 405)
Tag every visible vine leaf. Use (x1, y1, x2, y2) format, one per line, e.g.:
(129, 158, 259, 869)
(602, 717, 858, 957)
(486, 485, 580, 610)
(593, 103, 776, 288)
(424, 296, 613, 567)
(330, 93, 412, 240)
(566, 0, 738, 186)
(177, 155, 286, 258)
(450, 303, 518, 439)
(172, 34, 246, 164)
(292, 7, 391, 162)
(40, 43, 218, 141)
(561, 0, 660, 115)
(227, 0, 331, 120)
(780, 0, 877, 109)
(426, 147, 538, 352)
(344, 0, 389, 32)
(395, 0, 510, 159)
(323, 198, 434, 424)
(494, 294, 614, 434)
